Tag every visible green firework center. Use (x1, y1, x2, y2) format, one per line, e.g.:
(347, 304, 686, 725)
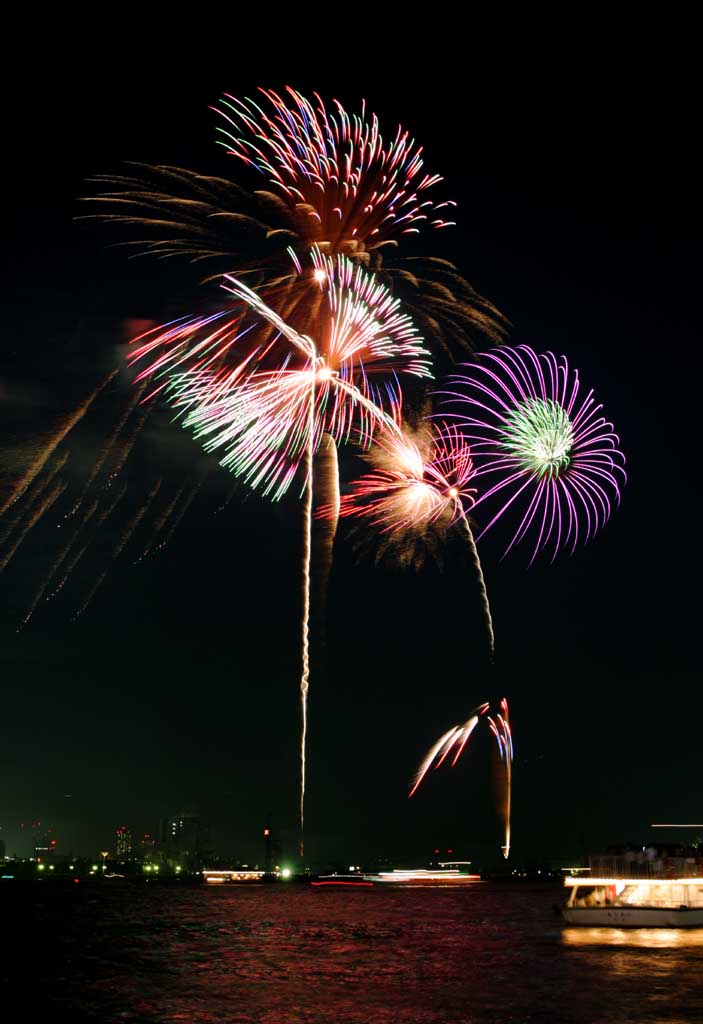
(500, 398, 574, 478)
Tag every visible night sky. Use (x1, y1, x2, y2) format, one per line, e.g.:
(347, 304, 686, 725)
(2, 42, 700, 866)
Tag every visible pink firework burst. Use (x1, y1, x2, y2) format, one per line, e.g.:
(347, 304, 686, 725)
(442, 345, 626, 562)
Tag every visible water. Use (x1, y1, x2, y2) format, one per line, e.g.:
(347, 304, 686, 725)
(6, 882, 703, 1023)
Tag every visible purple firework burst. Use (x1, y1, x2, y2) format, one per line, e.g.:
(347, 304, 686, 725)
(441, 345, 626, 562)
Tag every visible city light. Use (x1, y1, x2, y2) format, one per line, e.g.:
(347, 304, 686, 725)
(281, 867, 291, 879)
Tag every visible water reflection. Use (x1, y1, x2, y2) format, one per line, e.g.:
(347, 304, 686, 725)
(562, 927, 703, 948)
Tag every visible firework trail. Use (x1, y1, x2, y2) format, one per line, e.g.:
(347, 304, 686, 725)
(326, 421, 494, 653)
(112, 480, 162, 560)
(0, 479, 67, 573)
(0, 371, 116, 518)
(487, 699, 513, 859)
(74, 480, 162, 619)
(310, 433, 339, 628)
(213, 480, 238, 515)
(82, 497, 100, 524)
(410, 699, 513, 857)
(49, 545, 87, 602)
(101, 402, 151, 492)
(68, 379, 147, 519)
(442, 346, 626, 561)
(73, 570, 108, 621)
(20, 530, 80, 626)
(96, 482, 127, 525)
(20, 531, 87, 628)
(0, 450, 69, 545)
(409, 704, 489, 797)
(299, 381, 315, 855)
(459, 512, 495, 656)
(156, 477, 205, 552)
(135, 486, 185, 562)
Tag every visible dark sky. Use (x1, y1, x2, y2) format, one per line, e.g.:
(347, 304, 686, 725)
(2, 39, 700, 866)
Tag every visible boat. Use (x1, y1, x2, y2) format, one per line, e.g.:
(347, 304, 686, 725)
(361, 867, 481, 885)
(561, 855, 703, 927)
(311, 874, 374, 888)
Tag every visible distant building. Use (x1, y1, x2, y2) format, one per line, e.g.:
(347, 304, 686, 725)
(161, 813, 211, 871)
(138, 832, 157, 863)
(32, 822, 57, 861)
(0, 838, 5, 859)
(115, 826, 133, 860)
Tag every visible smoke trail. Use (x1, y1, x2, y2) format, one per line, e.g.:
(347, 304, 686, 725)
(460, 512, 495, 657)
(299, 383, 315, 857)
(0, 480, 67, 572)
(310, 433, 339, 630)
(0, 370, 117, 517)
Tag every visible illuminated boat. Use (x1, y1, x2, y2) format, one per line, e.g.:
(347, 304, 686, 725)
(311, 874, 375, 888)
(361, 868, 480, 885)
(562, 856, 703, 926)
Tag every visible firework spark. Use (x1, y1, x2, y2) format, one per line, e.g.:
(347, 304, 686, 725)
(442, 346, 626, 562)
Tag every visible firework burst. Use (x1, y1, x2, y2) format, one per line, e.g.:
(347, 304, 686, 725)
(442, 346, 626, 562)
(133, 249, 432, 499)
(410, 698, 513, 857)
(83, 87, 506, 353)
(326, 421, 494, 652)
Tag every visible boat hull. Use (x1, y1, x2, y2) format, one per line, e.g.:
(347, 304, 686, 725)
(562, 906, 703, 927)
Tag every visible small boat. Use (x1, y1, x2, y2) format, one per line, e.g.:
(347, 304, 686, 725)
(561, 855, 703, 927)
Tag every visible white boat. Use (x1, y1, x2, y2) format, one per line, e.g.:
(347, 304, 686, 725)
(562, 856, 703, 927)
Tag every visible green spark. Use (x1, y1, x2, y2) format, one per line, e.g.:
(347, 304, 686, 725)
(501, 398, 574, 478)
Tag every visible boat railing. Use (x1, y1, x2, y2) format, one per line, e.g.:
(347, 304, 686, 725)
(588, 855, 703, 879)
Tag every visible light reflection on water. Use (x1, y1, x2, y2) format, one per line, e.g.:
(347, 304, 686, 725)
(7, 882, 703, 1023)
(563, 926, 703, 948)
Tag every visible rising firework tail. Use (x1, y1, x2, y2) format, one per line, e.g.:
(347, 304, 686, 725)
(487, 699, 513, 859)
(441, 346, 626, 562)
